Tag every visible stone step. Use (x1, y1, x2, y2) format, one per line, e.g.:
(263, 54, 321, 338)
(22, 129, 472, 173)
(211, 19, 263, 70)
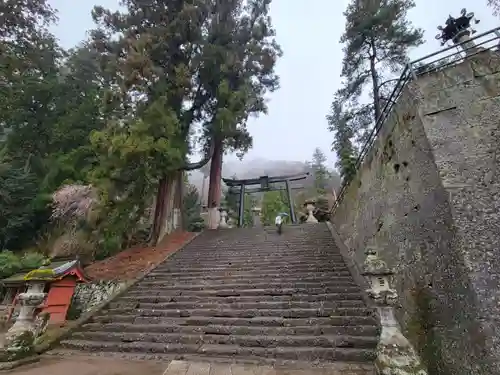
(143, 274, 354, 283)
(153, 266, 347, 274)
(153, 265, 350, 274)
(126, 286, 363, 297)
(134, 280, 358, 291)
(117, 292, 365, 304)
(90, 315, 379, 327)
(147, 271, 350, 279)
(81, 322, 379, 337)
(59, 340, 377, 362)
(108, 300, 366, 311)
(58, 224, 379, 365)
(171, 250, 343, 255)
(68, 331, 378, 349)
(163, 258, 347, 266)
(98, 307, 374, 319)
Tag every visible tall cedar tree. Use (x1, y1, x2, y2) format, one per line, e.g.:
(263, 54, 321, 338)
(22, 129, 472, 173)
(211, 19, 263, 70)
(0, 0, 62, 250)
(328, 0, 423, 184)
(0, 0, 61, 173)
(88, 0, 281, 240)
(340, 0, 423, 122)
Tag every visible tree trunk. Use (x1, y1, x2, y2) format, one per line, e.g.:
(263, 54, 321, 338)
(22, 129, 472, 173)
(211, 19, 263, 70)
(207, 139, 223, 229)
(369, 39, 381, 123)
(150, 176, 169, 246)
(174, 170, 184, 231)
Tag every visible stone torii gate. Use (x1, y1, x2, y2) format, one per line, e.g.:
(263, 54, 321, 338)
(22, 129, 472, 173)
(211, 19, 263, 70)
(223, 172, 309, 227)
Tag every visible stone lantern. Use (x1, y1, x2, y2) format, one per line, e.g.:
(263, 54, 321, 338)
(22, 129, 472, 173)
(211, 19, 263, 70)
(303, 199, 318, 223)
(361, 246, 427, 375)
(218, 206, 229, 229)
(434, 8, 481, 54)
(251, 206, 262, 227)
(2, 281, 47, 359)
(227, 209, 235, 228)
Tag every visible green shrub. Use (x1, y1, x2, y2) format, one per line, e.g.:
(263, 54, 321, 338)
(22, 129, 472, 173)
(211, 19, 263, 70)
(188, 216, 205, 232)
(0, 250, 48, 280)
(0, 251, 23, 279)
(94, 235, 122, 261)
(20, 252, 47, 269)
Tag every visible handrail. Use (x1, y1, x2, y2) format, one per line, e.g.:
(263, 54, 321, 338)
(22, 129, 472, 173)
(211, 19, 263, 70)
(330, 27, 500, 215)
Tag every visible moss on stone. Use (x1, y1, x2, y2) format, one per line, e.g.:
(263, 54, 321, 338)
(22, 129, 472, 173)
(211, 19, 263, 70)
(375, 343, 428, 375)
(0, 331, 35, 362)
(406, 284, 451, 375)
(24, 268, 55, 280)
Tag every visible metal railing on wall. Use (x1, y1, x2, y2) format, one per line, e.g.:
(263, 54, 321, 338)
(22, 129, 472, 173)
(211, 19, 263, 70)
(330, 26, 500, 215)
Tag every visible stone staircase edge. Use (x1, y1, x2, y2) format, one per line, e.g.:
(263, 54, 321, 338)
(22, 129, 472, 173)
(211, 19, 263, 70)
(325, 223, 378, 313)
(35, 231, 203, 356)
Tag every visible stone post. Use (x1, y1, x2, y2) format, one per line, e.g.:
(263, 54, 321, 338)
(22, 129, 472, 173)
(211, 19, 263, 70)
(251, 207, 262, 227)
(454, 30, 479, 55)
(304, 199, 318, 223)
(361, 246, 427, 375)
(218, 207, 229, 229)
(3, 282, 47, 359)
(207, 207, 220, 230)
(227, 210, 235, 229)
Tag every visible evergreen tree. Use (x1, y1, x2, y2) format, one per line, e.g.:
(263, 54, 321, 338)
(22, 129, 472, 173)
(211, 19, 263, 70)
(310, 148, 330, 194)
(261, 190, 289, 226)
(87, 0, 281, 242)
(488, 0, 500, 16)
(0, 0, 62, 176)
(0, 162, 50, 250)
(336, 0, 423, 142)
(327, 99, 358, 182)
(223, 187, 255, 227)
(183, 184, 204, 232)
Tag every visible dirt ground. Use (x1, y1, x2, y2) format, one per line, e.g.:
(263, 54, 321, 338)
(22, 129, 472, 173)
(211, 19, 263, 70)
(85, 231, 195, 281)
(2, 356, 168, 375)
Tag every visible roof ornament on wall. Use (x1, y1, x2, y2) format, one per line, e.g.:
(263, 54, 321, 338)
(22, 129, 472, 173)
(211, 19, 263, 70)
(435, 8, 480, 48)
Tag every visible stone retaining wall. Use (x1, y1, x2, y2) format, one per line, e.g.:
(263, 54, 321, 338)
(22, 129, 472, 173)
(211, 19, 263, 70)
(71, 281, 126, 315)
(332, 51, 500, 375)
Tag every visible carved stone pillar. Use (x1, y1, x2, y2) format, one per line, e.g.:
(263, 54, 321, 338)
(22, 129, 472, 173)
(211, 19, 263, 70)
(252, 207, 262, 227)
(362, 246, 427, 375)
(304, 199, 318, 223)
(218, 207, 229, 229)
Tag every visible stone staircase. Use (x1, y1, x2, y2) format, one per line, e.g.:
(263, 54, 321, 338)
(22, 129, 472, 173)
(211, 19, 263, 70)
(52, 224, 380, 367)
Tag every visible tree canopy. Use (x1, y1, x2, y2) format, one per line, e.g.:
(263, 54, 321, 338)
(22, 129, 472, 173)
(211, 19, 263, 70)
(327, 0, 423, 183)
(309, 148, 331, 195)
(0, 0, 281, 266)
